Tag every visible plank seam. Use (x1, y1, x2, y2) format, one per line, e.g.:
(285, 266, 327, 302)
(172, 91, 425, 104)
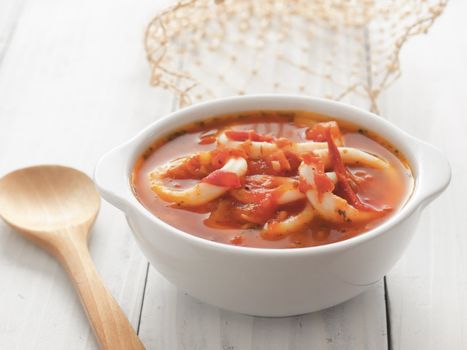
(384, 276, 393, 350)
(137, 262, 150, 335)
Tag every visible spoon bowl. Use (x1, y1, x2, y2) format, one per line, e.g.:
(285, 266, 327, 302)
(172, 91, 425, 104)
(0, 165, 144, 350)
(0, 165, 99, 233)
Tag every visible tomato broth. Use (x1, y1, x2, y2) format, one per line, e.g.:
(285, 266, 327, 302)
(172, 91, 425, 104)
(132, 111, 413, 249)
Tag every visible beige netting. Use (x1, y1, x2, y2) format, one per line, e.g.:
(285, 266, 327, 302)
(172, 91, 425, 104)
(144, 0, 447, 112)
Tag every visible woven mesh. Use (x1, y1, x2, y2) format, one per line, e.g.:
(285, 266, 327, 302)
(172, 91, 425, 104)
(145, 0, 447, 112)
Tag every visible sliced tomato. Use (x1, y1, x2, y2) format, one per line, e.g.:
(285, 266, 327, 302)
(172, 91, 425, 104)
(314, 172, 335, 193)
(230, 235, 243, 245)
(231, 175, 286, 204)
(202, 170, 242, 188)
(241, 194, 277, 223)
(211, 148, 246, 169)
(198, 135, 217, 145)
(300, 152, 334, 194)
(306, 121, 342, 144)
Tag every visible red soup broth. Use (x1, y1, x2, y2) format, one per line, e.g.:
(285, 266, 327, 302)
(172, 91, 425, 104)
(132, 111, 413, 249)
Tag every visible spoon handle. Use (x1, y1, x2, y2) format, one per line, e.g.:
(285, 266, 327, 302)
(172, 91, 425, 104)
(52, 230, 145, 350)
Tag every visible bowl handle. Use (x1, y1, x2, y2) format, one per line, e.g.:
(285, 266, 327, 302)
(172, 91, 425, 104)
(94, 145, 132, 211)
(414, 140, 451, 207)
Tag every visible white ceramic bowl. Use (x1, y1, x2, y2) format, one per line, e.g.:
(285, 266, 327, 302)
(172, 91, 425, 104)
(94, 95, 450, 317)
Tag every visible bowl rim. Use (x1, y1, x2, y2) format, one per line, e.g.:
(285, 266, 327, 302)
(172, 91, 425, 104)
(95, 94, 451, 257)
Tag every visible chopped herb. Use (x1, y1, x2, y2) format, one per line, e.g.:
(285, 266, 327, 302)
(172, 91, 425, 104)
(167, 129, 187, 141)
(357, 128, 367, 135)
(337, 209, 352, 223)
(142, 146, 155, 159)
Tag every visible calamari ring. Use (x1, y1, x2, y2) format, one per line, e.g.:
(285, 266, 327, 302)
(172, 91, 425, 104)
(150, 157, 247, 207)
(299, 162, 381, 224)
(155, 151, 213, 179)
(261, 202, 315, 240)
(217, 132, 278, 159)
(230, 173, 337, 205)
(286, 142, 328, 154)
(229, 175, 304, 204)
(275, 172, 337, 204)
(314, 147, 389, 170)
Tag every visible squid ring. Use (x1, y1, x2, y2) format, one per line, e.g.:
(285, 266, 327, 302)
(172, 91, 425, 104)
(153, 151, 213, 179)
(261, 202, 315, 240)
(275, 172, 337, 205)
(217, 132, 278, 159)
(299, 162, 380, 224)
(230, 173, 337, 206)
(314, 147, 389, 170)
(286, 142, 328, 154)
(150, 157, 247, 207)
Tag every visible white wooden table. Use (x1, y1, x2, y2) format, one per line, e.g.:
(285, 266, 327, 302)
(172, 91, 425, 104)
(0, 1, 465, 349)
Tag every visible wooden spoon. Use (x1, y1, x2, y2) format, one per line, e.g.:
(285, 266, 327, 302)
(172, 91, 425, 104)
(0, 165, 144, 350)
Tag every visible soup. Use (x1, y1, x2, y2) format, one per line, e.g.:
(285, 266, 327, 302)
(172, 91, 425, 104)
(132, 111, 413, 249)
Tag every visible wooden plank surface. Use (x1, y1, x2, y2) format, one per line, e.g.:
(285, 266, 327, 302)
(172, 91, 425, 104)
(139, 270, 387, 350)
(0, 1, 173, 349)
(379, 0, 467, 349)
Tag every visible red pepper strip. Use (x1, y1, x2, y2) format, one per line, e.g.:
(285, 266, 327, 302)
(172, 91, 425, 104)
(306, 121, 341, 143)
(325, 129, 374, 211)
(202, 170, 242, 188)
(225, 130, 274, 142)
